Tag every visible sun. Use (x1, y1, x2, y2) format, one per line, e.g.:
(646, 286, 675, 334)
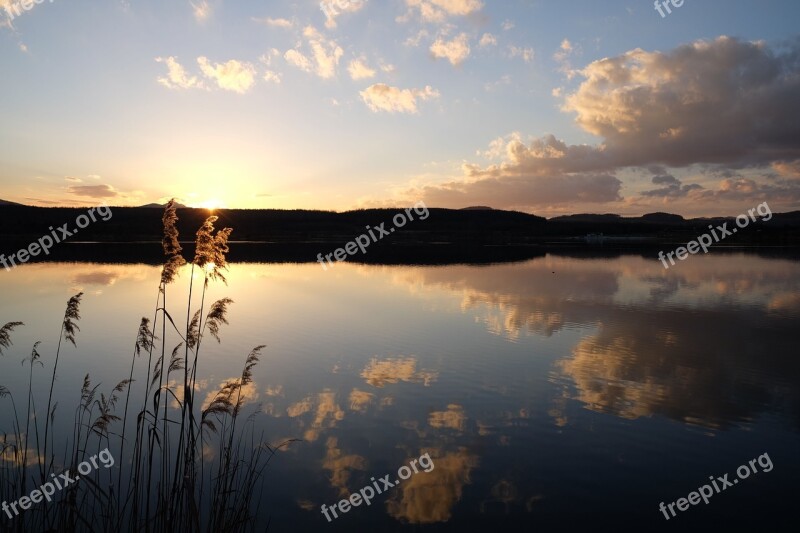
(198, 199, 225, 210)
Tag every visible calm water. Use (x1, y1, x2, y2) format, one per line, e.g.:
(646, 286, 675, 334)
(1, 252, 799, 531)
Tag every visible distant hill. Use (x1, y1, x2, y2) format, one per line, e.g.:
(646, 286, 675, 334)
(641, 212, 685, 224)
(0, 205, 798, 247)
(0, 199, 24, 206)
(551, 212, 686, 224)
(460, 206, 494, 211)
(550, 214, 622, 223)
(0, 206, 547, 245)
(139, 201, 187, 209)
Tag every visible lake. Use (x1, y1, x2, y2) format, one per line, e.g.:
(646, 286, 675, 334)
(1, 250, 799, 531)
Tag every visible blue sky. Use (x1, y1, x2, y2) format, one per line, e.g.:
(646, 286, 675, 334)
(1, 0, 799, 217)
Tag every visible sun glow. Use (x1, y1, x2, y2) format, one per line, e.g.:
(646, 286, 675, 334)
(198, 199, 225, 210)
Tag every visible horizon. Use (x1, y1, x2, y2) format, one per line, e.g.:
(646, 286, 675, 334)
(1, 1, 799, 217)
(3, 198, 798, 221)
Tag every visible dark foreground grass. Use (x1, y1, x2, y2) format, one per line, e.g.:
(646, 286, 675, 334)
(1, 200, 296, 532)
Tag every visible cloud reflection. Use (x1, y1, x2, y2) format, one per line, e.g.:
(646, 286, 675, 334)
(387, 448, 479, 524)
(389, 254, 800, 428)
(361, 356, 438, 388)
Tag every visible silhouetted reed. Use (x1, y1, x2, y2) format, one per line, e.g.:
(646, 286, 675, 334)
(0, 200, 294, 532)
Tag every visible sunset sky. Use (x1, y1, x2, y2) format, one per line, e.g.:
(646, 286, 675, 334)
(1, 0, 799, 217)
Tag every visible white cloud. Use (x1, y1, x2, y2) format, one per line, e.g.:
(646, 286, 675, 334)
(254, 17, 293, 29)
(430, 33, 470, 66)
(283, 26, 343, 79)
(263, 70, 281, 84)
(402, 0, 483, 23)
(348, 57, 376, 80)
(404, 29, 430, 48)
(501, 19, 514, 31)
(484, 74, 511, 92)
(190, 1, 211, 23)
(360, 84, 440, 114)
(508, 45, 534, 63)
(284, 49, 313, 73)
(259, 48, 281, 66)
(155, 56, 204, 90)
(479, 33, 497, 48)
(321, 0, 367, 29)
(553, 38, 580, 77)
(197, 57, 257, 93)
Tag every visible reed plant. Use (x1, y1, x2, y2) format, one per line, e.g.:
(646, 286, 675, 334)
(0, 200, 293, 532)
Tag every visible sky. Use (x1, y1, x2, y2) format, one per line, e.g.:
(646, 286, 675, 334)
(1, 0, 799, 217)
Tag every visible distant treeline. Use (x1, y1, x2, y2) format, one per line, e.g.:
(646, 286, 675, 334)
(1, 206, 800, 249)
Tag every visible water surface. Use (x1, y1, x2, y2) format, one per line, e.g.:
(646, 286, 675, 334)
(1, 252, 798, 531)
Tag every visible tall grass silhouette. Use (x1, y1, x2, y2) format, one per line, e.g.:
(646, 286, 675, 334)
(0, 200, 295, 532)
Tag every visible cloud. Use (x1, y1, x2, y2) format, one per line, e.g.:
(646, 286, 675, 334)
(254, 17, 293, 29)
(484, 74, 511, 92)
(501, 19, 514, 31)
(155, 56, 204, 90)
(190, 1, 211, 23)
(347, 57, 376, 80)
(263, 70, 281, 84)
(478, 33, 497, 48)
(408, 171, 622, 210)
(197, 57, 256, 93)
(553, 38, 580, 77)
(25, 197, 88, 207)
(360, 84, 440, 113)
(404, 29, 430, 48)
(508, 45, 534, 63)
(284, 26, 343, 79)
(553, 38, 573, 60)
(393, 132, 624, 210)
(402, 0, 484, 23)
(321, 0, 366, 29)
(259, 50, 283, 83)
(562, 36, 800, 168)
(394, 36, 800, 214)
(68, 184, 119, 198)
(430, 33, 470, 66)
(772, 160, 800, 178)
(284, 49, 313, 73)
(641, 174, 704, 198)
